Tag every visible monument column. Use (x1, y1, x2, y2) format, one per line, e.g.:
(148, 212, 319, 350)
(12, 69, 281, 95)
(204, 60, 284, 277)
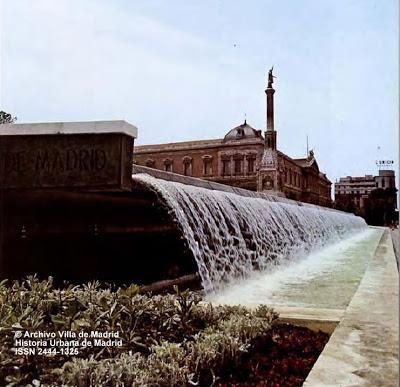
(266, 87, 275, 131)
(258, 67, 282, 194)
(265, 67, 277, 150)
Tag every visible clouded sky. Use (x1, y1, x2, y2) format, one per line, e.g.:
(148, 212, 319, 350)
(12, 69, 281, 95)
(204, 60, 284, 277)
(0, 0, 398, 186)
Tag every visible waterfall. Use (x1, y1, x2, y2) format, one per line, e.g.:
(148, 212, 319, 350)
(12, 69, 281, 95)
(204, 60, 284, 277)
(133, 174, 367, 293)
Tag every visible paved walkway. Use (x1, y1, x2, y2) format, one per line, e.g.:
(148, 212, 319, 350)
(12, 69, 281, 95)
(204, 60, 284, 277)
(390, 229, 399, 269)
(304, 229, 399, 386)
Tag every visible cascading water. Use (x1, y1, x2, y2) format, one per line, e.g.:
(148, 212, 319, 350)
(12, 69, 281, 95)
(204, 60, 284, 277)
(133, 174, 367, 293)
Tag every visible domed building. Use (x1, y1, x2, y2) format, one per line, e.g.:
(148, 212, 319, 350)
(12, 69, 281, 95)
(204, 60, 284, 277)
(133, 70, 332, 207)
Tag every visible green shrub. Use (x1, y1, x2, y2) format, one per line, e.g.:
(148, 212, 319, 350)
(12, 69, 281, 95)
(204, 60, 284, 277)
(0, 277, 278, 386)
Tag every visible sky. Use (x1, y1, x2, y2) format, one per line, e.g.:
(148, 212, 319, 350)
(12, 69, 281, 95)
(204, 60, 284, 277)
(0, 0, 398, 188)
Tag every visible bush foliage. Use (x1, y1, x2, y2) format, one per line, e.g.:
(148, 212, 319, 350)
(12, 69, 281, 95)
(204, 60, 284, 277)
(0, 277, 278, 386)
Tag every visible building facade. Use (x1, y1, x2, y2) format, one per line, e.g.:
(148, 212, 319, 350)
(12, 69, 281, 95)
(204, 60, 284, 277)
(133, 69, 332, 207)
(334, 170, 398, 225)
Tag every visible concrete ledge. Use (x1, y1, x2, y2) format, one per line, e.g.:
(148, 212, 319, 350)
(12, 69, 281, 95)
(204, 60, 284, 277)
(0, 120, 138, 138)
(304, 229, 399, 386)
(275, 307, 344, 335)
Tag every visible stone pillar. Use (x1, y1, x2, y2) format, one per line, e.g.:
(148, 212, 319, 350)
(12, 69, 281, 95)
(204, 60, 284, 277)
(258, 73, 282, 195)
(266, 87, 275, 131)
(265, 87, 277, 150)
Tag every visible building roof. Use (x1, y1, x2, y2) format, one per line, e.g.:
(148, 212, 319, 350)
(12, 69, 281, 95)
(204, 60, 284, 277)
(336, 170, 396, 184)
(223, 120, 263, 142)
(318, 172, 331, 183)
(134, 138, 223, 153)
(134, 120, 264, 154)
(293, 157, 311, 168)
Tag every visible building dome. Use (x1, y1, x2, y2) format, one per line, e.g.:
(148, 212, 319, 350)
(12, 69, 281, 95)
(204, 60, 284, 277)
(223, 120, 263, 142)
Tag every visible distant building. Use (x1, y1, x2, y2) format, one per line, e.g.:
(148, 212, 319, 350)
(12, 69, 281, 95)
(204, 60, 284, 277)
(334, 170, 398, 225)
(133, 69, 332, 207)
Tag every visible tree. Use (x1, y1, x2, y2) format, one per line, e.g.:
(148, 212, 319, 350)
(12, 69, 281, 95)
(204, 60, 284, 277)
(364, 187, 398, 226)
(0, 111, 17, 124)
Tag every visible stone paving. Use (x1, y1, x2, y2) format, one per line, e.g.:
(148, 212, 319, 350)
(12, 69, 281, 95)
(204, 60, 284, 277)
(390, 228, 399, 269)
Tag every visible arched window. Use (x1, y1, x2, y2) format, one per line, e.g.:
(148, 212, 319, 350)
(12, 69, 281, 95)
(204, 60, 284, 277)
(145, 159, 155, 168)
(202, 155, 213, 176)
(163, 158, 173, 172)
(182, 156, 192, 176)
(236, 128, 245, 138)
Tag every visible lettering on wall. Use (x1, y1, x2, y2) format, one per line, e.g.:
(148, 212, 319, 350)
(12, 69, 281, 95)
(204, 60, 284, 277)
(0, 133, 133, 190)
(2, 148, 107, 175)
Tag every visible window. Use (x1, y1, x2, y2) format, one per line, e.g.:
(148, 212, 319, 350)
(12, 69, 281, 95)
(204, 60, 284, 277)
(204, 160, 211, 175)
(236, 128, 244, 138)
(247, 158, 255, 174)
(382, 179, 385, 188)
(202, 156, 213, 176)
(164, 159, 173, 172)
(182, 157, 192, 176)
(232, 154, 244, 175)
(234, 159, 242, 175)
(222, 159, 230, 176)
(145, 159, 155, 168)
(183, 162, 190, 176)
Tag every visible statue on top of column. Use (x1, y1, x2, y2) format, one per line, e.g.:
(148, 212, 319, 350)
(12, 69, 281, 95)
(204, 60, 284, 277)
(268, 67, 276, 88)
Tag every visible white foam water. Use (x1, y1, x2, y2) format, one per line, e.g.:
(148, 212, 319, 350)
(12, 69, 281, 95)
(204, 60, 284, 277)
(207, 228, 382, 308)
(133, 174, 367, 292)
